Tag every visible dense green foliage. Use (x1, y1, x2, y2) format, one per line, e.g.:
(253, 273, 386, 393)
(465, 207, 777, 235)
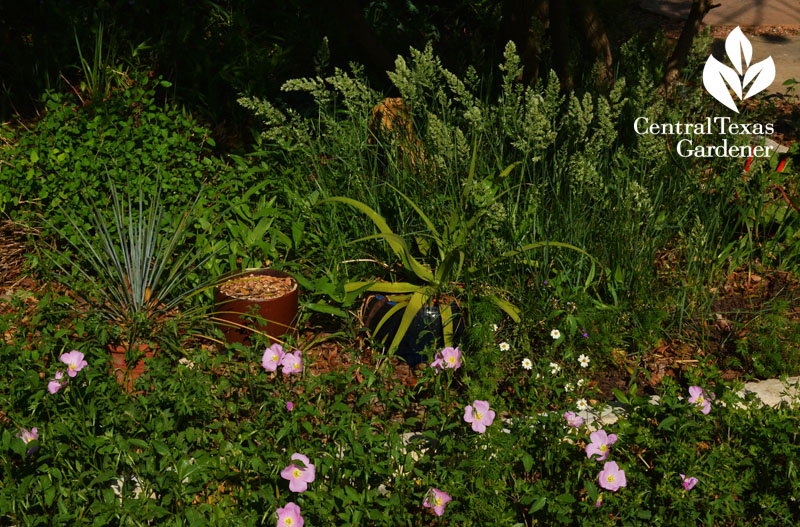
(1, 12, 800, 526)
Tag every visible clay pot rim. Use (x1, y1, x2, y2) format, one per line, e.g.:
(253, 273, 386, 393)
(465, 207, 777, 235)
(214, 268, 299, 302)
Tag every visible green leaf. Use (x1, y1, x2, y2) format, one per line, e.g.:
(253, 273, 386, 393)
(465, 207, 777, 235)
(305, 302, 348, 317)
(658, 416, 677, 431)
(387, 291, 426, 352)
(530, 496, 546, 512)
(486, 294, 521, 323)
(522, 453, 534, 472)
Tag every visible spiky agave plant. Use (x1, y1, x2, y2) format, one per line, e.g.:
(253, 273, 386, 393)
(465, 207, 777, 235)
(44, 179, 214, 349)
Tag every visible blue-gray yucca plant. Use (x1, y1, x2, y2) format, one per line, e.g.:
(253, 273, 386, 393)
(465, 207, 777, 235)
(45, 180, 212, 347)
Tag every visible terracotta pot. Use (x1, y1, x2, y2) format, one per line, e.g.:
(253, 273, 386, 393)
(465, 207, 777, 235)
(108, 343, 154, 393)
(213, 268, 299, 347)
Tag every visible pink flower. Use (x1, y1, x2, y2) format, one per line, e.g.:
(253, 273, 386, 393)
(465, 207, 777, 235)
(680, 473, 698, 490)
(18, 427, 38, 456)
(423, 488, 452, 516)
(280, 453, 316, 493)
(564, 411, 584, 428)
(18, 427, 37, 444)
(286, 401, 294, 411)
(60, 350, 87, 377)
(598, 461, 626, 491)
(276, 502, 304, 527)
(463, 400, 495, 433)
(280, 350, 303, 375)
(688, 386, 711, 414)
(594, 496, 602, 507)
(262, 343, 285, 372)
(585, 429, 618, 461)
(47, 371, 66, 394)
(430, 347, 462, 371)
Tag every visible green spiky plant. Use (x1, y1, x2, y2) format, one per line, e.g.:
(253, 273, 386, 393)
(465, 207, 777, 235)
(42, 178, 215, 351)
(323, 149, 599, 353)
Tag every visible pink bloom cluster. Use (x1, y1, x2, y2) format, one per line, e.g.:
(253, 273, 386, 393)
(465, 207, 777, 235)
(430, 347, 462, 371)
(48, 350, 88, 394)
(276, 502, 303, 527)
(598, 461, 627, 492)
(281, 453, 316, 493)
(563, 411, 584, 428)
(18, 427, 37, 444)
(583, 428, 626, 494)
(423, 488, 452, 516)
(262, 344, 303, 375)
(18, 427, 39, 457)
(464, 400, 496, 433)
(688, 386, 712, 414)
(680, 473, 698, 490)
(586, 430, 618, 462)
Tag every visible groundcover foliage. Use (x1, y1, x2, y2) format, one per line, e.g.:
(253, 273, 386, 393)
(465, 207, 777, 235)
(2, 35, 800, 526)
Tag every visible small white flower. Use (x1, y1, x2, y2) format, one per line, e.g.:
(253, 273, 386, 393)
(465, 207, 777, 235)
(550, 329, 561, 340)
(499, 342, 510, 351)
(535, 373, 541, 380)
(521, 358, 533, 370)
(577, 378, 585, 387)
(491, 323, 499, 332)
(549, 362, 561, 375)
(564, 382, 574, 392)
(578, 354, 590, 368)
(576, 399, 590, 411)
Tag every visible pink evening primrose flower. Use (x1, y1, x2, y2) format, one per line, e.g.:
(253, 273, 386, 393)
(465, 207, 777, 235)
(18, 427, 38, 444)
(585, 429, 618, 461)
(262, 343, 285, 372)
(18, 427, 39, 457)
(423, 488, 452, 516)
(280, 350, 303, 375)
(276, 502, 304, 527)
(48, 371, 66, 394)
(680, 474, 698, 490)
(60, 350, 88, 377)
(598, 461, 627, 491)
(430, 347, 462, 371)
(564, 411, 584, 428)
(463, 400, 496, 434)
(286, 401, 294, 412)
(280, 453, 316, 493)
(688, 386, 712, 414)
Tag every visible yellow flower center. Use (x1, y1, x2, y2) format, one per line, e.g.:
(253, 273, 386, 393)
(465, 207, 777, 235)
(600, 445, 607, 452)
(69, 364, 76, 370)
(447, 357, 456, 364)
(272, 354, 279, 361)
(697, 396, 704, 405)
(293, 469, 301, 479)
(284, 518, 293, 526)
(474, 412, 482, 421)
(434, 497, 442, 506)
(294, 362, 300, 370)
(607, 475, 615, 483)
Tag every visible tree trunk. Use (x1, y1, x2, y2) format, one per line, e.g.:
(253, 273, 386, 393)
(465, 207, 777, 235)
(549, 0, 572, 91)
(574, 0, 614, 88)
(501, 0, 548, 85)
(662, 0, 719, 88)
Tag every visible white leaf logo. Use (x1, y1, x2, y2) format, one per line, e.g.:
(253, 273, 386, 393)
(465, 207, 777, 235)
(702, 26, 776, 113)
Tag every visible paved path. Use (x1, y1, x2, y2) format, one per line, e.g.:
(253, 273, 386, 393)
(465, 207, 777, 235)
(641, 1, 800, 94)
(641, 0, 800, 26)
